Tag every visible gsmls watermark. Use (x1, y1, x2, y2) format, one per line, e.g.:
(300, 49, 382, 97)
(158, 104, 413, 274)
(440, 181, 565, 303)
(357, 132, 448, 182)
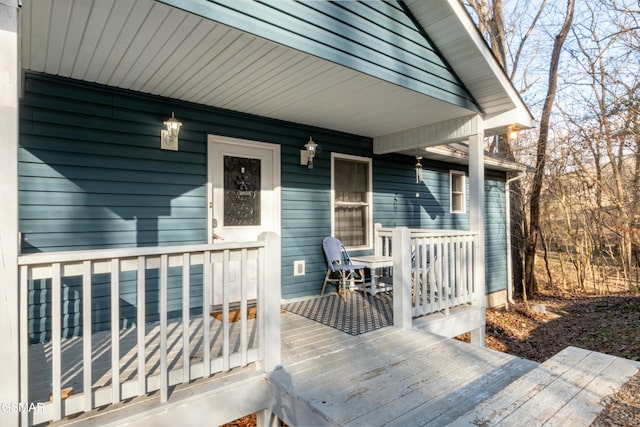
(1, 402, 45, 413)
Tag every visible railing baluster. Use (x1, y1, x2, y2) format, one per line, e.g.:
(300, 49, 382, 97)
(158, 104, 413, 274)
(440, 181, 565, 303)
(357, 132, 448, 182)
(136, 256, 146, 396)
(82, 260, 92, 411)
(222, 249, 230, 372)
(202, 251, 211, 378)
(240, 248, 248, 367)
(257, 244, 265, 369)
(429, 238, 436, 310)
(468, 237, 473, 301)
(182, 253, 191, 383)
(454, 236, 461, 306)
(160, 254, 168, 403)
(52, 262, 62, 421)
(110, 259, 120, 404)
(441, 237, 449, 314)
(19, 265, 29, 427)
(420, 238, 428, 314)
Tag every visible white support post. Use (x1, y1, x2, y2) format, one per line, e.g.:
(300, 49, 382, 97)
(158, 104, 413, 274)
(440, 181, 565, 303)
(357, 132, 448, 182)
(258, 232, 281, 372)
(392, 227, 412, 329)
(252, 233, 283, 427)
(468, 115, 486, 347)
(0, 2, 20, 425)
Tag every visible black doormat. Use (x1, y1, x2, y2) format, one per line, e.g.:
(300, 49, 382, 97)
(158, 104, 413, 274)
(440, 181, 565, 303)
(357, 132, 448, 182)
(282, 291, 393, 336)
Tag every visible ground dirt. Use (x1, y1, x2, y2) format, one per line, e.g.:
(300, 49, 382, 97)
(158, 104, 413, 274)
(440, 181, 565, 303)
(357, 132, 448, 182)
(223, 291, 640, 427)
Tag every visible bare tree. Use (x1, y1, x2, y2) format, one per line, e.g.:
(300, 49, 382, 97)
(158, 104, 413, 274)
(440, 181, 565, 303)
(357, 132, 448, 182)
(524, 0, 576, 295)
(465, 0, 548, 298)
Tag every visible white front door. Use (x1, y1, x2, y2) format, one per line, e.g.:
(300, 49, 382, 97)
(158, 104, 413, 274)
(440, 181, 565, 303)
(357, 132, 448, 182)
(207, 135, 280, 305)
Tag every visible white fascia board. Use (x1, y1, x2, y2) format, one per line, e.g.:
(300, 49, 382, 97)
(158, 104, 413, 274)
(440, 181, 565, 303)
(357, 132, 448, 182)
(374, 115, 479, 155)
(484, 108, 539, 134)
(443, 0, 534, 122)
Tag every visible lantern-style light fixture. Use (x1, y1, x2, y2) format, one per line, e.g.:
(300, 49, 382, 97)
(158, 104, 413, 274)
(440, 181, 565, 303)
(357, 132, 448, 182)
(161, 112, 182, 151)
(415, 155, 423, 183)
(507, 126, 519, 142)
(300, 137, 318, 169)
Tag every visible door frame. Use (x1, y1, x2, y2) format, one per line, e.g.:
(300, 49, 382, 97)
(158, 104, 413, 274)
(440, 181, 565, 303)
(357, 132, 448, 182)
(206, 134, 281, 244)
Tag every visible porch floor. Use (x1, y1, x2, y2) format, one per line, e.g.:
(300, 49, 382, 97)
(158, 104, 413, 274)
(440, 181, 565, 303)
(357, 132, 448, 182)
(272, 310, 640, 426)
(29, 308, 640, 426)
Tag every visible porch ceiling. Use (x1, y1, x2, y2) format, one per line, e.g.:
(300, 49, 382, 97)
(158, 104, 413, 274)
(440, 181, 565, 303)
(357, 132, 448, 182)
(20, 0, 474, 139)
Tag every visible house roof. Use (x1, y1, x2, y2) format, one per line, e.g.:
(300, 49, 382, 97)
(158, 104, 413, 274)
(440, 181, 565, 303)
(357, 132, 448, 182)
(19, 0, 535, 145)
(404, 0, 535, 133)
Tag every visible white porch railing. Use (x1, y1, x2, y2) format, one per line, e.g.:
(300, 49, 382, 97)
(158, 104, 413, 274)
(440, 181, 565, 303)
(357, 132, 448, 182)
(376, 226, 480, 320)
(17, 233, 280, 426)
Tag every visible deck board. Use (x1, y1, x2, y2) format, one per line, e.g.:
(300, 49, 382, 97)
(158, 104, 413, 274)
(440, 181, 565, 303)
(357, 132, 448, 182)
(29, 308, 640, 426)
(277, 311, 538, 427)
(276, 312, 639, 427)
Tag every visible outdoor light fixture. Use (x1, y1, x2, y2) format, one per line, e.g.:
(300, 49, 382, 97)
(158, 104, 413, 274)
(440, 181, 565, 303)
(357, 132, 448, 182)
(508, 126, 519, 142)
(161, 112, 182, 151)
(300, 137, 318, 169)
(415, 155, 423, 183)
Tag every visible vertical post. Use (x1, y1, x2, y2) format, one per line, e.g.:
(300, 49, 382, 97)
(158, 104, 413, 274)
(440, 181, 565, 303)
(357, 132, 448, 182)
(468, 115, 486, 346)
(0, 2, 20, 425)
(259, 232, 281, 372)
(392, 227, 412, 329)
(257, 232, 281, 427)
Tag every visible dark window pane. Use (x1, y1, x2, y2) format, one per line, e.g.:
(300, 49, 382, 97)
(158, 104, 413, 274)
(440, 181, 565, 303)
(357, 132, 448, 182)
(223, 156, 261, 226)
(335, 205, 368, 247)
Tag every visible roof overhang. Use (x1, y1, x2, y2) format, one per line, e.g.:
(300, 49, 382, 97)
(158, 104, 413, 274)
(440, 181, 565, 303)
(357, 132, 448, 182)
(403, 0, 536, 134)
(423, 143, 527, 173)
(20, 0, 535, 148)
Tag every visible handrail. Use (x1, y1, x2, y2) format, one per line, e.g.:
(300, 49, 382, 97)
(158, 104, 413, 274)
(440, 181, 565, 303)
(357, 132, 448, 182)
(376, 227, 478, 237)
(18, 241, 264, 265)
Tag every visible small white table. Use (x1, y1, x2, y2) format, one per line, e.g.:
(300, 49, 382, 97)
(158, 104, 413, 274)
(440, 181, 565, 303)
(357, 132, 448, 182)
(350, 255, 393, 295)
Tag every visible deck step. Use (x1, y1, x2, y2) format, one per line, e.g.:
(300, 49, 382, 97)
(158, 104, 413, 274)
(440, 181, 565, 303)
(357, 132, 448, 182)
(451, 346, 640, 426)
(275, 313, 640, 427)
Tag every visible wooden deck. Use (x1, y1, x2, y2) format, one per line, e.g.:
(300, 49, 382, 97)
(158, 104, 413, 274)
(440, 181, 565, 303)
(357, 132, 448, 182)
(271, 311, 640, 426)
(30, 309, 639, 426)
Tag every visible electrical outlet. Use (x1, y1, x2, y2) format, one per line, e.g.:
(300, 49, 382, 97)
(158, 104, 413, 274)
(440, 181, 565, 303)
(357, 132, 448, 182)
(293, 260, 305, 276)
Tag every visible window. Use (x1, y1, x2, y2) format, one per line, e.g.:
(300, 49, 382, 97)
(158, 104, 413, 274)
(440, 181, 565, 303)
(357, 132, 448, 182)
(332, 153, 372, 249)
(450, 170, 466, 213)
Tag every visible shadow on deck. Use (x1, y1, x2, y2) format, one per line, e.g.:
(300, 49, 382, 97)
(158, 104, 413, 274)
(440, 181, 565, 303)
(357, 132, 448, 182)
(38, 308, 639, 426)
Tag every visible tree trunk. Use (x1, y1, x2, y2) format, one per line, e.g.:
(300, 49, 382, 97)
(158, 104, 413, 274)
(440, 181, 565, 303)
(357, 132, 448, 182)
(524, 0, 576, 296)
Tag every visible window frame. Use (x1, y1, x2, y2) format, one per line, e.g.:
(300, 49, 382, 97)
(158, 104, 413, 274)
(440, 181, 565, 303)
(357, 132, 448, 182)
(449, 170, 466, 214)
(331, 152, 373, 250)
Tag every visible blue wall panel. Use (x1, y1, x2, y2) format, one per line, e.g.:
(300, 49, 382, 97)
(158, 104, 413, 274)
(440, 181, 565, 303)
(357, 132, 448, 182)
(20, 73, 508, 341)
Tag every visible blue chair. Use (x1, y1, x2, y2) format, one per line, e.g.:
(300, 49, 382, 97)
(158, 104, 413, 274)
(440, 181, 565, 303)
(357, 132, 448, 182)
(321, 237, 367, 301)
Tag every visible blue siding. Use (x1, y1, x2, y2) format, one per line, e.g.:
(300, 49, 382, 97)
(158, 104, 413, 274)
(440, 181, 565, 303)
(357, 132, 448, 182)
(19, 73, 508, 341)
(160, 0, 478, 112)
(485, 172, 508, 294)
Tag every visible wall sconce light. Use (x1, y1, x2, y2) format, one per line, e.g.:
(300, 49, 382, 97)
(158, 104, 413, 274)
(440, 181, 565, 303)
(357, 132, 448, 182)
(507, 126, 519, 143)
(300, 137, 318, 169)
(161, 112, 182, 151)
(415, 155, 423, 183)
